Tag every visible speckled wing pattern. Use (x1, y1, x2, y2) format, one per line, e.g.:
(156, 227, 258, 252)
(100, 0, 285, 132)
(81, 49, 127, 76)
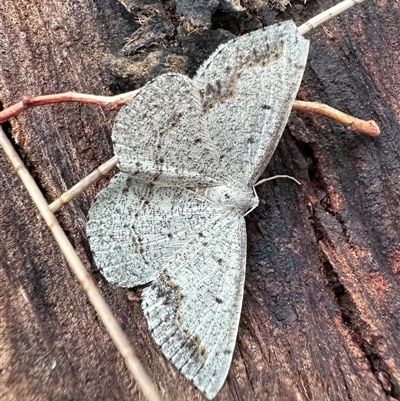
(87, 20, 309, 399)
(197, 20, 309, 186)
(113, 73, 227, 187)
(87, 173, 247, 398)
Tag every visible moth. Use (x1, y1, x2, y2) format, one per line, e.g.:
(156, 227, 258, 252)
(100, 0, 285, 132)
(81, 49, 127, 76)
(87, 21, 309, 398)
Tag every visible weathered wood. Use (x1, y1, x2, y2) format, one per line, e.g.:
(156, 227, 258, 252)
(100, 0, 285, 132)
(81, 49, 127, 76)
(1, 1, 399, 400)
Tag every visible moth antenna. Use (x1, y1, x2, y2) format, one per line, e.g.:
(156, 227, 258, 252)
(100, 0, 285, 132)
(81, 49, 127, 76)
(245, 175, 301, 216)
(298, 0, 367, 35)
(254, 175, 301, 187)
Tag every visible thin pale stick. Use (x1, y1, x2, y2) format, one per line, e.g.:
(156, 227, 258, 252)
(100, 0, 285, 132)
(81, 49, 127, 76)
(293, 100, 380, 137)
(49, 156, 118, 213)
(0, 127, 160, 401)
(298, 0, 367, 35)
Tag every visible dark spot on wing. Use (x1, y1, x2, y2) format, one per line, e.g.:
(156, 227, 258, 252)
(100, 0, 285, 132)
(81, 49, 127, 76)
(217, 258, 223, 264)
(198, 232, 205, 238)
(247, 136, 255, 144)
(170, 112, 182, 129)
(262, 104, 271, 110)
(223, 349, 231, 355)
(215, 80, 221, 95)
(205, 82, 213, 96)
(135, 162, 141, 167)
(202, 241, 208, 247)
(156, 285, 165, 300)
(159, 157, 164, 164)
(167, 233, 173, 239)
(215, 297, 223, 304)
(144, 200, 150, 205)
(194, 138, 202, 144)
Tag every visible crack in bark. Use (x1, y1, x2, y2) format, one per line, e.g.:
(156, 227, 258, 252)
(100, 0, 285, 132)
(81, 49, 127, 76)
(293, 135, 399, 399)
(315, 210, 397, 399)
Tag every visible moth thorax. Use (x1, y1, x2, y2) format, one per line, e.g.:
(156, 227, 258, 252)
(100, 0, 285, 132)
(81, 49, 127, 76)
(205, 185, 258, 214)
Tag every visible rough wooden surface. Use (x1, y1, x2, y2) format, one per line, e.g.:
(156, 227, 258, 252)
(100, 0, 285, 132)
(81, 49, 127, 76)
(1, 1, 399, 400)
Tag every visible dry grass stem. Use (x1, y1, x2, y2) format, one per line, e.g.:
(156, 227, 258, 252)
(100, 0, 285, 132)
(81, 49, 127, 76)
(49, 156, 118, 213)
(298, 0, 367, 35)
(0, 127, 160, 401)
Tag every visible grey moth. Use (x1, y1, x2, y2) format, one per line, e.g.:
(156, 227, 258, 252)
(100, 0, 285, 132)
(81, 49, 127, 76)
(87, 20, 309, 399)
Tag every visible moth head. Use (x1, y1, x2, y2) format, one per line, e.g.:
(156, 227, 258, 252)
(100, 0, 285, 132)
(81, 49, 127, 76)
(205, 185, 258, 215)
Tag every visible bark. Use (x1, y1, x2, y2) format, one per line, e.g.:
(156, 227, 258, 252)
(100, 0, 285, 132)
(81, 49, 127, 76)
(1, 1, 399, 400)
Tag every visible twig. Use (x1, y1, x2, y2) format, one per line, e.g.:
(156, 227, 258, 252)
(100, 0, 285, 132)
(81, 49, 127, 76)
(298, 0, 367, 35)
(0, 93, 380, 137)
(292, 100, 380, 137)
(0, 90, 138, 123)
(49, 156, 118, 213)
(0, 127, 160, 401)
